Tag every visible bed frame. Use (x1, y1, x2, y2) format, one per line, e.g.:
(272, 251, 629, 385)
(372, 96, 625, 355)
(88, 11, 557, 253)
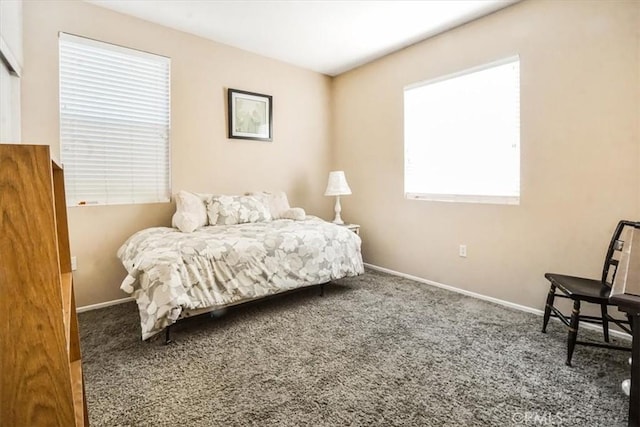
(160, 282, 329, 345)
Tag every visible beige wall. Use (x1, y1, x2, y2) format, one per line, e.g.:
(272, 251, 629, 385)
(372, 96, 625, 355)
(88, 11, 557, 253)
(21, 0, 640, 311)
(332, 0, 640, 310)
(21, 0, 333, 306)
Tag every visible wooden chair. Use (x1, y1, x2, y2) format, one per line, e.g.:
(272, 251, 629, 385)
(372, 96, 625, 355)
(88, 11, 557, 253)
(542, 220, 636, 366)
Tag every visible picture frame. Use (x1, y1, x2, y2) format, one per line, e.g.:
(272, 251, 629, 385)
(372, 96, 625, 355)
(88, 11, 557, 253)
(227, 88, 273, 141)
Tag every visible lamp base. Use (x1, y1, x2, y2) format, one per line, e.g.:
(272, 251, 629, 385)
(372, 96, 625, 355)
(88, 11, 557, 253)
(332, 196, 344, 225)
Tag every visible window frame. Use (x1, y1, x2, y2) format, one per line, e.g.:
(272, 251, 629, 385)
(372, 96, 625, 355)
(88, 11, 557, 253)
(403, 55, 521, 206)
(58, 32, 171, 207)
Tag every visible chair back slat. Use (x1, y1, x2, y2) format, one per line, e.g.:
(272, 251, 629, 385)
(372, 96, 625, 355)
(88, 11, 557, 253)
(601, 220, 640, 290)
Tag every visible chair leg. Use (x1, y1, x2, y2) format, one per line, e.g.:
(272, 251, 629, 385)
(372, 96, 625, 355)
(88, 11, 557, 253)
(542, 284, 556, 333)
(566, 300, 581, 367)
(601, 304, 610, 343)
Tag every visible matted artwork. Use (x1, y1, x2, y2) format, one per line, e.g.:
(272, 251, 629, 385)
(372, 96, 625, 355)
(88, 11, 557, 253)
(227, 88, 272, 141)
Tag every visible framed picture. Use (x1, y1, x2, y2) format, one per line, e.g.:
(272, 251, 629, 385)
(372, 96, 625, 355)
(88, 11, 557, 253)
(228, 88, 273, 141)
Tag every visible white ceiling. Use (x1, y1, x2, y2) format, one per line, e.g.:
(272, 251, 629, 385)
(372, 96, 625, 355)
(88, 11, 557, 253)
(86, 0, 518, 76)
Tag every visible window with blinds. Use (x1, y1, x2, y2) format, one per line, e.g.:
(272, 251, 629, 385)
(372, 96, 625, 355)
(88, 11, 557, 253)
(404, 56, 520, 205)
(59, 33, 171, 206)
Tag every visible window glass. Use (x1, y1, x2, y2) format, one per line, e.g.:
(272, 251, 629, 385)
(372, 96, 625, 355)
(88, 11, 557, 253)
(404, 56, 520, 204)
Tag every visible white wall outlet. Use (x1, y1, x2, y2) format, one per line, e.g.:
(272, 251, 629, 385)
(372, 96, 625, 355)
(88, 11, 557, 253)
(459, 245, 467, 258)
(71, 256, 77, 271)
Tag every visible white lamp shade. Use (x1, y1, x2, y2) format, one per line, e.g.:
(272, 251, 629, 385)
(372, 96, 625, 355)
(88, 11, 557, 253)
(324, 171, 352, 196)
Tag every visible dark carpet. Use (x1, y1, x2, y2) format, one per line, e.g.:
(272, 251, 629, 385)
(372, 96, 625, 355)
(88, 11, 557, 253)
(79, 269, 631, 426)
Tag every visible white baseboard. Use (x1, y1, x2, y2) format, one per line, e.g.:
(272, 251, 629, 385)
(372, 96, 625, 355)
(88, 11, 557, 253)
(364, 263, 631, 341)
(77, 296, 134, 313)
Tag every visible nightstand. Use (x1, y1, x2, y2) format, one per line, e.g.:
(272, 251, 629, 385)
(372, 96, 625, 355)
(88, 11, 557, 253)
(341, 223, 360, 235)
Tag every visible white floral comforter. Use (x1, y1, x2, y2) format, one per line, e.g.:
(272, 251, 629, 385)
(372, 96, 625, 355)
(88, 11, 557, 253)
(117, 217, 364, 339)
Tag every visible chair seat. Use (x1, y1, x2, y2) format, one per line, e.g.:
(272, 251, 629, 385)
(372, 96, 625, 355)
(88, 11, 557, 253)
(544, 273, 610, 303)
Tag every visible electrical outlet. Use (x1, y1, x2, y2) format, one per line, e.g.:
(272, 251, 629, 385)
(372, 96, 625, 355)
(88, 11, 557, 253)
(71, 256, 77, 271)
(459, 245, 467, 258)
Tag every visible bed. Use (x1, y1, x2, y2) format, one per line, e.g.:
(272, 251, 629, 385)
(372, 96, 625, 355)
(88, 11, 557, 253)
(118, 213, 364, 341)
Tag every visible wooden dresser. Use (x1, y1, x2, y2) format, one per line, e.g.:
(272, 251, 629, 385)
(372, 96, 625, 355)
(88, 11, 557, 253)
(0, 144, 89, 426)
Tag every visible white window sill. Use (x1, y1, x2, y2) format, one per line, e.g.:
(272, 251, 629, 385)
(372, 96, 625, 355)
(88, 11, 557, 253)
(405, 193, 520, 206)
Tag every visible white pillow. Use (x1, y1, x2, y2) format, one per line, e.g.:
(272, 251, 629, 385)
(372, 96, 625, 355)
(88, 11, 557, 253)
(171, 211, 201, 233)
(207, 195, 272, 225)
(248, 191, 291, 219)
(280, 207, 306, 221)
(171, 190, 208, 232)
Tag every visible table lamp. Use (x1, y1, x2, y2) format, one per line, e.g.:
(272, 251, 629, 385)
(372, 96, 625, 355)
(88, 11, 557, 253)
(324, 171, 352, 224)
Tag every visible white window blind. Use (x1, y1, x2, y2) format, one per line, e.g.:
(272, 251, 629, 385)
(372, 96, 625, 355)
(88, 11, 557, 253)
(404, 56, 520, 205)
(59, 33, 170, 206)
